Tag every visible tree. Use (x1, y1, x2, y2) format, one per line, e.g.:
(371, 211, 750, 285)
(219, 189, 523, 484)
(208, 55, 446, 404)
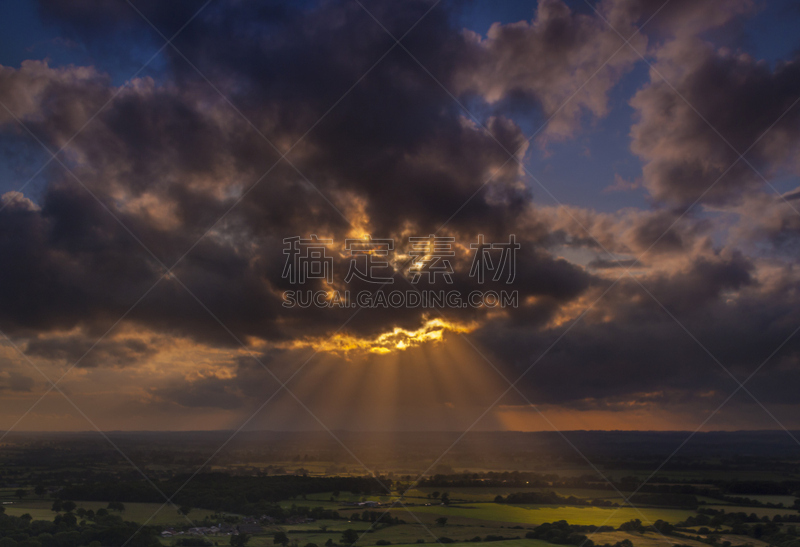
(62, 500, 77, 513)
(51, 500, 63, 513)
(652, 520, 673, 535)
(14, 489, 27, 500)
(440, 493, 450, 506)
(274, 533, 289, 547)
(431, 492, 440, 499)
(179, 505, 192, 516)
(108, 501, 126, 512)
(232, 535, 251, 547)
(34, 485, 46, 497)
(436, 518, 448, 527)
(60, 512, 78, 527)
(341, 529, 360, 546)
(618, 520, 644, 533)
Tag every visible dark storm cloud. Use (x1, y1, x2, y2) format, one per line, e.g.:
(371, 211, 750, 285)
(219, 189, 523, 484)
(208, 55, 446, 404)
(151, 374, 251, 411)
(537, 203, 712, 260)
(149, 351, 287, 410)
(0, 0, 799, 416)
(611, 0, 754, 38)
(628, 208, 709, 255)
(587, 257, 638, 269)
(475, 251, 800, 408)
(2, 371, 36, 393)
(630, 40, 800, 207)
(0, 0, 605, 352)
(25, 333, 158, 368)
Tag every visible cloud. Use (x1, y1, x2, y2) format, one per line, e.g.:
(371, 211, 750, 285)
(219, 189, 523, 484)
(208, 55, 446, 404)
(453, 0, 646, 142)
(473, 248, 800, 412)
(1, 191, 40, 211)
(150, 374, 251, 411)
(0, 0, 604, 350)
(603, 174, 641, 193)
(0, 371, 36, 392)
(610, 0, 754, 39)
(0, 0, 797, 426)
(0, 60, 108, 125)
(630, 39, 800, 207)
(25, 332, 160, 368)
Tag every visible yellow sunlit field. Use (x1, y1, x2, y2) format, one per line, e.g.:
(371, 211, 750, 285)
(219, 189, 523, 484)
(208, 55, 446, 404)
(400, 503, 694, 527)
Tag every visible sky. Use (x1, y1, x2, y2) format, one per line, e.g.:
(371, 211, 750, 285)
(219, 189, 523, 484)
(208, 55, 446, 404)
(0, 0, 800, 434)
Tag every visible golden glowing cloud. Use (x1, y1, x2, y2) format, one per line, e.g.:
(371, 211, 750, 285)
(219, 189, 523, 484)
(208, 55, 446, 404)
(286, 318, 478, 355)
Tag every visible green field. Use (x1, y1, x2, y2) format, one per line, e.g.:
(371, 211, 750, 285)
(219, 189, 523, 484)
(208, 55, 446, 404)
(406, 488, 625, 504)
(387, 540, 555, 547)
(3, 500, 217, 526)
(590, 532, 709, 547)
(241, 533, 711, 547)
(401, 503, 695, 527)
(236, 527, 547, 547)
(304, 493, 393, 503)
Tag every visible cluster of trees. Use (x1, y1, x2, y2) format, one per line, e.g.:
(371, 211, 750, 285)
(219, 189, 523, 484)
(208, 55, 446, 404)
(682, 510, 800, 529)
(173, 502, 344, 527)
(348, 512, 404, 526)
(462, 533, 523, 542)
(279, 505, 343, 522)
(673, 510, 800, 547)
(617, 519, 674, 534)
(426, 493, 450, 505)
(418, 472, 706, 495)
(682, 521, 798, 546)
(49, 500, 125, 522)
(428, 481, 696, 511)
(721, 480, 800, 496)
(712, 495, 799, 508)
(625, 493, 698, 509)
(57, 474, 388, 515)
(273, 529, 363, 547)
(524, 520, 631, 547)
(521, 520, 676, 547)
(0, 506, 159, 547)
(419, 472, 553, 489)
(418, 472, 800, 505)
(174, 538, 213, 547)
(494, 491, 618, 508)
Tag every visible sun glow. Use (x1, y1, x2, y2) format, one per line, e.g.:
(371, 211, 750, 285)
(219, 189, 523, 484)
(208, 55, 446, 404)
(290, 318, 478, 355)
